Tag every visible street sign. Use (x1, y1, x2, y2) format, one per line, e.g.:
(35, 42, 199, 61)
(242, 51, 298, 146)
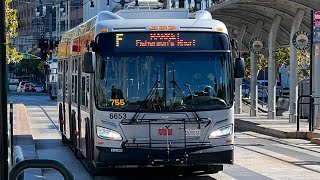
(249, 37, 266, 54)
(314, 11, 320, 22)
(23, 54, 30, 59)
(292, 31, 310, 50)
(22, 53, 41, 60)
(314, 11, 320, 44)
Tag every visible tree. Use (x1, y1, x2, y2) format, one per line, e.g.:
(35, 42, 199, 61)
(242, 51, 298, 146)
(242, 52, 267, 79)
(275, 47, 309, 80)
(5, 0, 22, 63)
(243, 47, 309, 80)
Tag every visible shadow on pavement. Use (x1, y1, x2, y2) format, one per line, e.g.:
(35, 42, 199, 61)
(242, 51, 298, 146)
(95, 168, 217, 180)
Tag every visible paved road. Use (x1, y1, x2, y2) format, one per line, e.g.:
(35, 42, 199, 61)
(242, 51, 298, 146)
(9, 94, 320, 179)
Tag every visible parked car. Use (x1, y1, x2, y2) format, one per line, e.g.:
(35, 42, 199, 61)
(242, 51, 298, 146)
(24, 83, 36, 92)
(17, 81, 30, 92)
(34, 84, 44, 92)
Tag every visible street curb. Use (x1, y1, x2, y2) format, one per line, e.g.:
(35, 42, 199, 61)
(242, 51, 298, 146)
(235, 118, 307, 139)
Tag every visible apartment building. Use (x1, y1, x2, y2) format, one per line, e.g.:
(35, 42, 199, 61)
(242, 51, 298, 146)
(10, 0, 36, 53)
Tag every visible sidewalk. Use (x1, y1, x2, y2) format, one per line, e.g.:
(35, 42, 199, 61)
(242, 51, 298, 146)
(11, 99, 91, 180)
(235, 112, 320, 145)
(13, 104, 42, 179)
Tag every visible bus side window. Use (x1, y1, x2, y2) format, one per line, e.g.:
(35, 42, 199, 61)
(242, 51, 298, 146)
(65, 60, 68, 99)
(75, 59, 78, 104)
(72, 75, 75, 102)
(81, 76, 86, 106)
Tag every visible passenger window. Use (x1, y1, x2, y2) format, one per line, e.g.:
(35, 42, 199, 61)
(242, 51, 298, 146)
(75, 75, 78, 103)
(72, 75, 74, 102)
(81, 76, 86, 106)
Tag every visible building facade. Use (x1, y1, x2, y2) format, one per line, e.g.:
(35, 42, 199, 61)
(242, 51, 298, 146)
(10, 0, 36, 53)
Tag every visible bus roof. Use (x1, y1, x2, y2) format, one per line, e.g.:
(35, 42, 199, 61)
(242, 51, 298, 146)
(94, 10, 228, 36)
(61, 9, 228, 43)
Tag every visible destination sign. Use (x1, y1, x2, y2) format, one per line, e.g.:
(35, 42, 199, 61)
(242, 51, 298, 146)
(116, 33, 197, 49)
(96, 32, 229, 52)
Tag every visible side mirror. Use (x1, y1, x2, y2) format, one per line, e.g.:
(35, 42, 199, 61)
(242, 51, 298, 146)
(83, 52, 95, 73)
(234, 57, 245, 78)
(90, 41, 98, 52)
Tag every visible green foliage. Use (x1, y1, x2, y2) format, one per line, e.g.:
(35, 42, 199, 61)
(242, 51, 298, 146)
(275, 47, 309, 80)
(243, 47, 310, 80)
(242, 52, 267, 79)
(5, 0, 23, 63)
(189, 7, 198, 12)
(38, 61, 47, 75)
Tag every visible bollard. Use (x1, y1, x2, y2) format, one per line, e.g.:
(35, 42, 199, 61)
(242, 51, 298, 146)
(13, 146, 24, 180)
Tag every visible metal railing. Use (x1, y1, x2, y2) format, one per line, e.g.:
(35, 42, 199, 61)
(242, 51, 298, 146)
(241, 81, 269, 107)
(297, 95, 315, 131)
(9, 159, 74, 180)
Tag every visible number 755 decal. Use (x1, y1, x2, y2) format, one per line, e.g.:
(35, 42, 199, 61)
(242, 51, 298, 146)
(110, 99, 125, 106)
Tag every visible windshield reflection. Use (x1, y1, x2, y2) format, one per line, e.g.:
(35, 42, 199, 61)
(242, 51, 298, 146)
(95, 53, 233, 111)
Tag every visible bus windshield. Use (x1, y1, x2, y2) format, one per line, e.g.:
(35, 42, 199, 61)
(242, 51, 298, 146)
(95, 53, 233, 112)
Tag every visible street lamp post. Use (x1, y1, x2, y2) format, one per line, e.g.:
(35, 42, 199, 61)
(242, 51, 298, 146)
(0, 0, 8, 179)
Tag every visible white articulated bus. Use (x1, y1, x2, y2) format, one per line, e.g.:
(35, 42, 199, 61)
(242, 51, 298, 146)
(57, 9, 244, 175)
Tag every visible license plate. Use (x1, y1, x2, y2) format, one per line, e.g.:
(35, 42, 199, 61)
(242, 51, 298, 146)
(158, 128, 173, 136)
(186, 129, 201, 137)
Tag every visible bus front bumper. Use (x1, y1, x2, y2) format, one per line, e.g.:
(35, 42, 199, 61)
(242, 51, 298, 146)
(94, 145, 234, 168)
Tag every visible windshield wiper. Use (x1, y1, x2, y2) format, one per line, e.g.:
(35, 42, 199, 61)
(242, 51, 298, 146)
(169, 63, 200, 122)
(131, 65, 162, 121)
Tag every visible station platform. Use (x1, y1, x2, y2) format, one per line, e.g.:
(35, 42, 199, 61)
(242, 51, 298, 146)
(235, 112, 320, 145)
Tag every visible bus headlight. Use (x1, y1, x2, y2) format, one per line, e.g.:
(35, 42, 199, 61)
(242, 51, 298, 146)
(208, 125, 233, 138)
(97, 126, 122, 140)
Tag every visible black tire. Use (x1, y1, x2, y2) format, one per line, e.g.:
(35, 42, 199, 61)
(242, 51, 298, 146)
(59, 117, 68, 144)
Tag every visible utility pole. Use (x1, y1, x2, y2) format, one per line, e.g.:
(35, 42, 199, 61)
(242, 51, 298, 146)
(0, 0, 9, 179)
(74, 1, 80, 26)
(46, 6, 53, 93)
(49, 6, 53, 62)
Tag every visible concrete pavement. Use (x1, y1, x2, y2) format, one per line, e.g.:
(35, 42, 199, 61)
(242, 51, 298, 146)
(12, 98, 91, 180)
(11, 94, 320, 179)
(13, 104, 42, 179)
(235, 112, 320, 145)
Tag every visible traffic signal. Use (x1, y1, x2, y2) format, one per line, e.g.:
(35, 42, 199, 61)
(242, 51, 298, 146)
(49, 40, 54, 52)
(40, 49, 47, 61)
(39, 39, 49, 61)
(39, 39, 49, 50)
